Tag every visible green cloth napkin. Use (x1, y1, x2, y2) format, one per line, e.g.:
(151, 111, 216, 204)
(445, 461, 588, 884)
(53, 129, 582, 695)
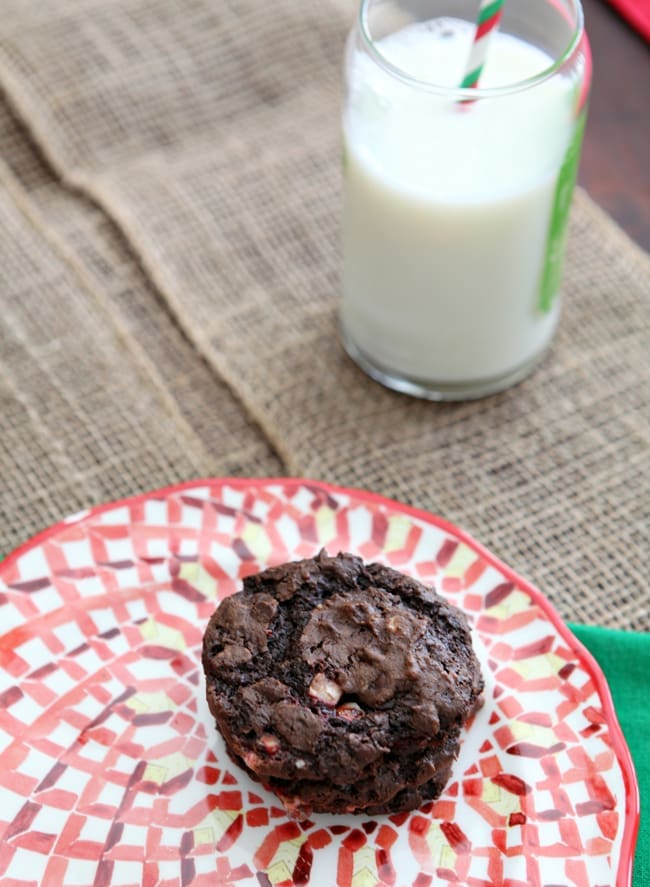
(571, 624, 648, 886)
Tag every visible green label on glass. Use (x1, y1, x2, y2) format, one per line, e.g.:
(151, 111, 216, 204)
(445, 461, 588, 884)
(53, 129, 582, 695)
(538, 110, 587, 313)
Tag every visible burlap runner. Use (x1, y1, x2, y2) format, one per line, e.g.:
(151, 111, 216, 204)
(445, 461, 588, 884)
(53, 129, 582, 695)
(0, 100, 282, 472)
(0, 100, 281, 555)
(1, 0, 648, 629)
(0, 155, 211, 554)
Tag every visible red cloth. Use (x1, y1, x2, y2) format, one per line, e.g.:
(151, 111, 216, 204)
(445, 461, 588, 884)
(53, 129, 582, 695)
(606, 0, 650, 41)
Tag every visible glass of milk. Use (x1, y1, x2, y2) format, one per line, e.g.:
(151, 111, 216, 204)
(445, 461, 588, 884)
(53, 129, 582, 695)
(341, 0, 591, 400)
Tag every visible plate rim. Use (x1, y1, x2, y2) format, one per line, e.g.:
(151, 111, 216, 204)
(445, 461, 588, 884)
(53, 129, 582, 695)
(0, 475, 641, 886)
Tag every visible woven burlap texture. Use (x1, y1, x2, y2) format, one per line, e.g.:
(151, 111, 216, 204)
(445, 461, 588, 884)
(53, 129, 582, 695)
(0, 154, 213, 554)
(0, 100, 282, 555)
(1, 0, 648, 629)
(0, 99, 282, 477)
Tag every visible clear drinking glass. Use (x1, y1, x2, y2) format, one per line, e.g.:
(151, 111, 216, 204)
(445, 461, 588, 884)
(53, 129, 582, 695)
(341, 0, 591, 400)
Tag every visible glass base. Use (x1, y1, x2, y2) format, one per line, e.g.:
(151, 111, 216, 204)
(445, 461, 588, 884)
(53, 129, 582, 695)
(341, 329, 551, 401)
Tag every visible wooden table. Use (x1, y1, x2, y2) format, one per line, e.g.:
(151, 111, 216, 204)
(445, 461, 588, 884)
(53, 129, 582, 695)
(579, 0, 650, 251)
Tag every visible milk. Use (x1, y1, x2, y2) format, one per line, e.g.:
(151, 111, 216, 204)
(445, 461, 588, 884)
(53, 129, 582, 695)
(342, 18, 577, 391)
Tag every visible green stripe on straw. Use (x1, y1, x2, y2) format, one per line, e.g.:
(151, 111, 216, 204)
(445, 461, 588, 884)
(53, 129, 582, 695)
(478, 0, 504, 26)
(460, 66, 483, 89)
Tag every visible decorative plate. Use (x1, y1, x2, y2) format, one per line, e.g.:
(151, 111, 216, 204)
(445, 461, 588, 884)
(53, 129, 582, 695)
(0, 479, 639, 887)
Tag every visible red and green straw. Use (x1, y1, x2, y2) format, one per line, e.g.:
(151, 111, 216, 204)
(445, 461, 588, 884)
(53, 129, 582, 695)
(460, 0, 505, 90)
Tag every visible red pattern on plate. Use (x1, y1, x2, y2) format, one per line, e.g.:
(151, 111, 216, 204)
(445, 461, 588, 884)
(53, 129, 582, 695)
(0, 479, 639, 887)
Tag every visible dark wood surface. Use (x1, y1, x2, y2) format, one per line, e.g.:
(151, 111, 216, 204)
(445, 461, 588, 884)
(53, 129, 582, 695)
(578, 0, 650, 251)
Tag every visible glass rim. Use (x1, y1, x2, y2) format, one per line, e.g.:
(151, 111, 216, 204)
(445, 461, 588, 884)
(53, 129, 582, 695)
(358, 0, 585, 99)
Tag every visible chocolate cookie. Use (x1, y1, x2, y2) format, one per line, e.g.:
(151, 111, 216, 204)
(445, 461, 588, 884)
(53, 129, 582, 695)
(202, 550, 483, 818)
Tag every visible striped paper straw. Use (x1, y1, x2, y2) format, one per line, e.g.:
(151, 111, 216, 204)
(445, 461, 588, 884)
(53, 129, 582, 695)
(460, 0, 505, 90)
